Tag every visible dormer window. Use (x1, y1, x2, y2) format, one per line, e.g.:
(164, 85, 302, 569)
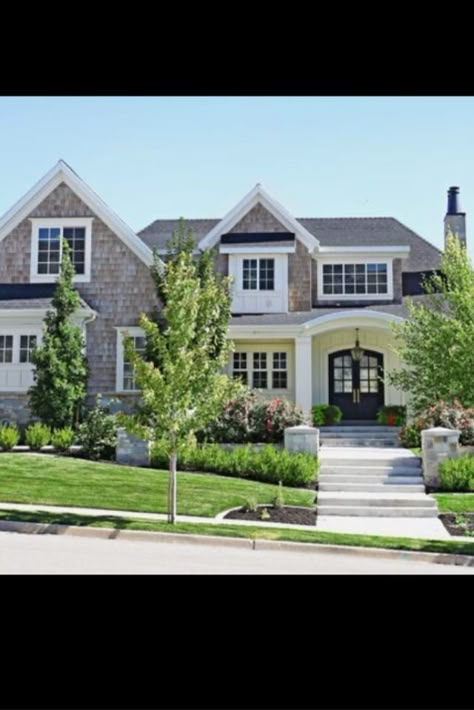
(242, 258, 275, 291)
(317, 259, 394, 300)
(30, 218, 93, 283)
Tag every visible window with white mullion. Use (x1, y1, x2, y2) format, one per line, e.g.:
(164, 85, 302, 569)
(0, 335, 14, 364)
(252, 352, 268, 389)
(232, 352, 248, 385)
(322, 263, 388, 295)
(243, 259, 258, 290)
(123, 335, 146, 391)
(242, 258, 275, 291)
(19, 335, 37, 363)
(272, 351, 288, 389)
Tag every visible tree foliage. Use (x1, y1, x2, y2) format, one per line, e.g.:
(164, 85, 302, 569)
(122, 233, 238, 522)
(388, 233, 474, 413)
(29, 240, 89, 428)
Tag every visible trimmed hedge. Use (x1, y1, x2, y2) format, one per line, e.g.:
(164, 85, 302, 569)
(151, 442, 318, 487)
(439, 454, 474, 491)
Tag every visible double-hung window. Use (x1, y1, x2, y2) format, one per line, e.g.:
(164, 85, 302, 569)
(30, 218, 93, 283)
(242, 258, 275, 291)
(231, 350, 288, 390)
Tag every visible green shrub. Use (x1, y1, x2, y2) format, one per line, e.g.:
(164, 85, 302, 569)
(242, 497, 257, 513)
(78, 400, 117, 461)
(25, 422, 51, 450)
(273, 480, 285, 509)
(51, 427, 75, 452)
(151, 441, 318, 487)
(200, 388, 306, 444)
(312, 404, 342, 426)
(439, 454, 474, 491)
(376, 405, 406, 426)
(399, 421, 424, 448)
(0, 424, 20, 451)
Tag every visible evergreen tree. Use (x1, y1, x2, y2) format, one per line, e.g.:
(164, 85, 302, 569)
(29, 240, 89, 428)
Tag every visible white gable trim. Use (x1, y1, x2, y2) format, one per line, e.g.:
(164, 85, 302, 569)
(198, 184, 320, 252)
(0, 161, 159, 269)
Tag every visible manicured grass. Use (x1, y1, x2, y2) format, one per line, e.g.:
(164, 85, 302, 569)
(434, 493, 474, 513)
(0, 453, 314, 517)
(1, 508, 474, 556)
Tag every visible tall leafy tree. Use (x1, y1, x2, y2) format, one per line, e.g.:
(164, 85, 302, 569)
(29, 240, 89, 428)
(388, 233, 474, 413)
(122, 241, 237, 523)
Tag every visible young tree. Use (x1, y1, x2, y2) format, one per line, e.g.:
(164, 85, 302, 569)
(388, 233, 474, 413)
(29, 240, 89, 428)
(123, 244, 237, 523)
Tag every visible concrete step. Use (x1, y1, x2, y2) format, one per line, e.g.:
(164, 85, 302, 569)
(320, 456, 421, 468)
(320, 438, 400, 447)
(320, 431, 400, 438)
(320, 426, 401, 433)
(319, 474, 423, 484)
(319, 482, 426, 493)
(317, 506, 439, 518)
(319, 465, 422, 476)
(318, 492, 436, 507)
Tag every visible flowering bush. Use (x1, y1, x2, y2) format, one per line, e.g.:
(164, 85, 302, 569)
(199, 388, 307, 443)
(421, 399, 474, 446)
(399, 420, 425, 448)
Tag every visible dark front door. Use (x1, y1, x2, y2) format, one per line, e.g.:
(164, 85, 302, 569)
(329, 349, 384, 420)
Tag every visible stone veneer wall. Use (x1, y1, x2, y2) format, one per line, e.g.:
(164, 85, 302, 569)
(0, 182, 159, 395)
(0, 395, 33, 425)
(226, 202, 312, 312)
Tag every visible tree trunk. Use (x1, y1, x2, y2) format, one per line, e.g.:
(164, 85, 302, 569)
(168, 450, 177, 524)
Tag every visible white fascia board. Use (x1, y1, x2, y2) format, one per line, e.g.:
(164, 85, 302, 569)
(220, 245, 295, 254)
(198, 184, 319, 252)
(317, 246, 411, 259)
(0, 306, 96, 320)
(228, 324, 301, 339)
(0, 161, 160, 270)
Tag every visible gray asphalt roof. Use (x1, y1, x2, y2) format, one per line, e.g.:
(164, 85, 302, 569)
(138, 217, 442, 273)
(228, 296, 431, 326)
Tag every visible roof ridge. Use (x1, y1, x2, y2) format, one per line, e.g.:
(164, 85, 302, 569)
(298, 216, 396, 221)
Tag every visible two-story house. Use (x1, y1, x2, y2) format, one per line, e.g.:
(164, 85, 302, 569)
(0, 161, 462, 424)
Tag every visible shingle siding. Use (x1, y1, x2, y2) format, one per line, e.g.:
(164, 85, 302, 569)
(0, 182, 159, 395)
(288, 239, 311, 311)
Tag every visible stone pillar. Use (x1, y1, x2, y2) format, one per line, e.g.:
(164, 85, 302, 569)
(116, 428, 151, 467)
(284, 425, 319, 456)
(421, 426, 460, 488)
(294, 335, 312, 416)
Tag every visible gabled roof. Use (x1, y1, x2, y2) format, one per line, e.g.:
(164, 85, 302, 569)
(197, 184, 320, 252)
(0, 161, 155, 267)
(139, 216, 442, 273)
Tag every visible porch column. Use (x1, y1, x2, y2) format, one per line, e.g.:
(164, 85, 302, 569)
(294, 335, 312, 415)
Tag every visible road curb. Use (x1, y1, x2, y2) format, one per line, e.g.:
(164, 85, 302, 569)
(1, 518, 474, 566)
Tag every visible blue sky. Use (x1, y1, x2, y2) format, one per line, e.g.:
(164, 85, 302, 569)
(0, 96, 472, 255)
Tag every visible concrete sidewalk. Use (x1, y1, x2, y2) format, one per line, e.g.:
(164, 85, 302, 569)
(0, 500, 471, 542)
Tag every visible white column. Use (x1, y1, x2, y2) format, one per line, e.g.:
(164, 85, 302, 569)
(294, 335, 312, 415)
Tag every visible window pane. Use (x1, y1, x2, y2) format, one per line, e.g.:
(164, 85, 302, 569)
(360, 381, 369, 393)
(334, 368, 343, 380)
(253, 352, 267, 369)
(369, 380, 379, 393)
(272, 371, 287, 388)
(323, 265, 332, 275)
(253, 371, 267, 388)
(334, 381, 343, 392)
(334, 264, 343, 274)
(343, 381, 352, 393)
(343, 356, 352, 367)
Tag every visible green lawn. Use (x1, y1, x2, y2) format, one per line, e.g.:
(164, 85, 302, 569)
(1, 508, 474, 557)
(434, 493, 474, 513)
(0, 453, 314, 517)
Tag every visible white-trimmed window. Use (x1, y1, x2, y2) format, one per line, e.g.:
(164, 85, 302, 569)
(272, 352, 287, 388)
(232, 352, 248, 385)
(231, 350, 288, 391)
(242, 258, 275, 291)
(19, 335, 37, 363)
(30, 218, 93, 283)
(0, 332, 40, 365)
(317, 259, 393, 300)
(0, 335, 13, 363)
(116, 328, 146, 392)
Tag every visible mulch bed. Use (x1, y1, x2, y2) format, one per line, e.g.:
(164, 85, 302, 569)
(440, 513, 474, 537)
(224, 505, 317, 526)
